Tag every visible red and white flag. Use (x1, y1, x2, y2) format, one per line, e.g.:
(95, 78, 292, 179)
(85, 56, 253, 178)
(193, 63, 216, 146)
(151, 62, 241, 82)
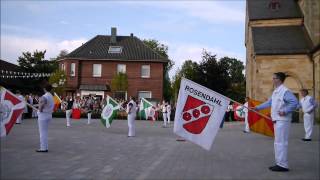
(0, 87, 25, 137)
(174, 78, 230, 150)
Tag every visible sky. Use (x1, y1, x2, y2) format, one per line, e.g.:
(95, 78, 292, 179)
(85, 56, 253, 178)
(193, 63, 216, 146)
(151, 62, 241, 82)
(1, 0, 246, 78)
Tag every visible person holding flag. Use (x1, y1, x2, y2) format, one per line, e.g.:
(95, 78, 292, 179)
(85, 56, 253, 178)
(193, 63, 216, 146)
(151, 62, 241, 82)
(126, 96, 137, 137)
(253, 72, 298, 172)
(36, 84, 54, 153)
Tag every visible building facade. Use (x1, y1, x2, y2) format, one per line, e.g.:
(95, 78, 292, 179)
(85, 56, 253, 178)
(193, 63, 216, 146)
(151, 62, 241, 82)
(245, 0, 320, 121)
(59, 28, 168, 101)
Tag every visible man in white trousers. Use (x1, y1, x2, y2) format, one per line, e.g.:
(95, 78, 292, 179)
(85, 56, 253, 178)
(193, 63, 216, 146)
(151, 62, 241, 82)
(298, 89, 317, 141)
(161, 100, 167, 127)
(127, 96, 137, 137)
(36, 84, 54, 152)
(65, 96, 73, 127)
(86, 96, 94, 125)
(243, 97, 250, 133)
(166, 103, 171, 125)
(254, 72, 298, 172)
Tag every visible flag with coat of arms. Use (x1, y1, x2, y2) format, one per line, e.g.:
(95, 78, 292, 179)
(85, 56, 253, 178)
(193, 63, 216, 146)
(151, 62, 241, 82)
(139, 98, 157, 120)
(174, 78, 230, 150)
(233, 103, 245, 121)
(101, 95, 121, 128)
(0, 86, 26, 137)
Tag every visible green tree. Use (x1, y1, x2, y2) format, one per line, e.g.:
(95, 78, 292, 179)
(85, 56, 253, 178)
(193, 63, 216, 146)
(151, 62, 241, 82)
(172, 60, 199, 101)
(48, 70, 67, 96)
(18, 50, 58, 73)
(111, 72, 128, 92)
(16, 50, 58, 93)
(172, 50, 246, 103)
(143, 39, 174, 102)
(56, 50, 69, 60)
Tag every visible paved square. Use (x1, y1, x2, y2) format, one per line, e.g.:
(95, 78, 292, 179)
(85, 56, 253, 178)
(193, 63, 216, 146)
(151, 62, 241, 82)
(1, 118, 319, 180)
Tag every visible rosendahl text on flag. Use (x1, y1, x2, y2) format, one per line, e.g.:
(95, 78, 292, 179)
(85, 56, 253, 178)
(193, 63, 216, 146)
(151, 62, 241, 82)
(173, 78, 230, 150)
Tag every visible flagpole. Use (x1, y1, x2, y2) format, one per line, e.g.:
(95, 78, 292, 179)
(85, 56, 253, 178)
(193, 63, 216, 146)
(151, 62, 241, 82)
(26, 102, 39, 111)
(181, 77, 272, 120)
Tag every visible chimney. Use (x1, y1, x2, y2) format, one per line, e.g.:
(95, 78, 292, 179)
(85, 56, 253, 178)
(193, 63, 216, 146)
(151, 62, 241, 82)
(110, 27, 117, 43)
(130, 33, 134, 37)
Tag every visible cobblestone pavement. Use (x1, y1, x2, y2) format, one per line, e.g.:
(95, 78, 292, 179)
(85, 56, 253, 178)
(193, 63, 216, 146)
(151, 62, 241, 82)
(1, 118, 319, 180)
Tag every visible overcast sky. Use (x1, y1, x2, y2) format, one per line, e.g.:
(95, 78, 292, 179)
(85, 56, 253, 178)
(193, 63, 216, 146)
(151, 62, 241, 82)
(1, 0, 246, 77)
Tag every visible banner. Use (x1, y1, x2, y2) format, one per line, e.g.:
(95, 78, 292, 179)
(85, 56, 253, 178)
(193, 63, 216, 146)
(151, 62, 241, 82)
(139, 98, 157, 121)
(173, 78, 230, 150)
(0, 87, 26, 137)
(248, 99, 274, 137)
(233, 103, 245, 121)
(101, 95, 120, 128)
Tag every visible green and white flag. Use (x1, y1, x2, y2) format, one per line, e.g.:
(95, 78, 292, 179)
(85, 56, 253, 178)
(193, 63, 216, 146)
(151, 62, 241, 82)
(139, 98, 156, 120)
(101, 95, 120, 128)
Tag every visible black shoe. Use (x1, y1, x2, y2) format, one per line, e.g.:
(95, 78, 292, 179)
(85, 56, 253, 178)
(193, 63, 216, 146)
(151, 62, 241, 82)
(15, 123, 21, 124)
(243, 130, 249, 133)
(302, 138, 312, 141)
(36, 149, 48, 153)
(269, 165, 289, 172)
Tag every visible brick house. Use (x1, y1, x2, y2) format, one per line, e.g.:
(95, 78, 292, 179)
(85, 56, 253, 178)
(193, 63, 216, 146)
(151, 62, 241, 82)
(59, 28, 169, 101)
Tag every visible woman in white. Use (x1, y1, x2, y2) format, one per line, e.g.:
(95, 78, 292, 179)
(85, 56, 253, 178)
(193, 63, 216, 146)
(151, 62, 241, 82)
(166, 103, 171, 125)
(161, 100, 167, 127)
(36, 84, 54, 152)
(126, 96, 137, 137)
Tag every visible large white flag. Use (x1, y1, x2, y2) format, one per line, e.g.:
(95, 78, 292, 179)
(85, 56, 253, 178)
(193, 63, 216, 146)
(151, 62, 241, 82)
(0, 87, 25, 137)
(173, 78, 230, 150)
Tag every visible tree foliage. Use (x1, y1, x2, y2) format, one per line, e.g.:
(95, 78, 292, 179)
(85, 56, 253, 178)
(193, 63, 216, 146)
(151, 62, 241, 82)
(172, 50, 246, 103)
(48, 69, 67, 96)
(18, 50, 58, 73)
(111, 72, 128, 92)
(143, 39, 174, 102)
(16, 50, 59, 93)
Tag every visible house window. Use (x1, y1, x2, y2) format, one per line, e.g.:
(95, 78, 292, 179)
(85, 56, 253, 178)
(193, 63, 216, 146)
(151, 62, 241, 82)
(61, 63, 65, 71)
(93, 64, 102, 77)
(70, 63, 75, 77)
(117, 64, 126, 74)
(108, 46, 123, 53)
(114, 91, 127, 101)
(138, 91, 152, 99)
(141, 65, 150, 78)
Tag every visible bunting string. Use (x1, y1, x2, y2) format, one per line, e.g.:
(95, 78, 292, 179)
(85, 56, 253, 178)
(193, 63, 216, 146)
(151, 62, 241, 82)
(0, 70, 53, 79)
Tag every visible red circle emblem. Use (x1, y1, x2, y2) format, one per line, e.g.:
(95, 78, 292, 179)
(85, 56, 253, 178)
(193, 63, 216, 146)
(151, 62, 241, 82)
(192, 109, 200, 118)
(183, 112, 192, 121)
(201, 105, 210, 114)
